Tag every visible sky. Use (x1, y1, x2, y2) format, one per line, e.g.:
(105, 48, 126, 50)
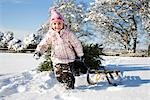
(0, 0, 53, 39)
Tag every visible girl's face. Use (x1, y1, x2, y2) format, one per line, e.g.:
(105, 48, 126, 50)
(51, 21, 64, 32)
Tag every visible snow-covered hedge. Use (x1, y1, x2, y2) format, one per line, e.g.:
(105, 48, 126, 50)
(0, 31, 43, 52)
(22, 33, 42, 49)
(0, 31, 14, 48)
(8, 39, 22, 51)
(0, 31, 4, 41)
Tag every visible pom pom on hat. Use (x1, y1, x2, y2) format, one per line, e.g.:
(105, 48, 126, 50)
(50, 9, 64, 23)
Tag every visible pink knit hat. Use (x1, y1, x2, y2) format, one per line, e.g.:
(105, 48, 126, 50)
(50, 9, 64, 23)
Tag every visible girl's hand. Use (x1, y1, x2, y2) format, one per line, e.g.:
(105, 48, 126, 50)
(76, 56, 84, 62)
(33, 52, 42, 60)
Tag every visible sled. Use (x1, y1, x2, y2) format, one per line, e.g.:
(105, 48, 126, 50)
(86, 65, 122, 86)
(73, 60, 122, 86)
(74, 60, 122, 86)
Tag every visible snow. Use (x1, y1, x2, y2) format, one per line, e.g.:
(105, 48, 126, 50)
(0, 53, 150, 100)
(0, 53, 44, 75)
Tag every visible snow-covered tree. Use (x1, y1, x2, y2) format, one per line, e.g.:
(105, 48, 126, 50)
(36, 23, 49, 35)
(88, 0, 149, 52)
(21, 33, 42, 49)
(8, 39, 22, 51)
(0, 31, 14, 48)
(0, 31, 4, 41)
(43, 0, 92, 40)
(139, 0, 150, 52)
(140, 0, 150, 34)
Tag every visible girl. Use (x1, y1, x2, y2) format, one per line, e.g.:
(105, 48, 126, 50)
(34, 9, 84, 89)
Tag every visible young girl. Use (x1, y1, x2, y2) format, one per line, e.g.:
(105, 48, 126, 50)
(34, 9, 84, 89)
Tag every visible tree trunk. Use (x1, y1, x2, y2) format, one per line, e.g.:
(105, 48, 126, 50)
(131, 15, 137, 53)
(124, 33, 131, 51)
(133, 38, 137, 53)
(148, 44, 150, 56)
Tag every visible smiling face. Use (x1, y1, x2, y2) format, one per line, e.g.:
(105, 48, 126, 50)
(51, 21, 64, 33)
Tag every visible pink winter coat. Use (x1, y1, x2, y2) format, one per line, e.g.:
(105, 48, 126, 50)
(36, 28, 84, 65)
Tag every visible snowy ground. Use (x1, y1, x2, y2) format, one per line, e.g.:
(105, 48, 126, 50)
(0, 53, 150, 100)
